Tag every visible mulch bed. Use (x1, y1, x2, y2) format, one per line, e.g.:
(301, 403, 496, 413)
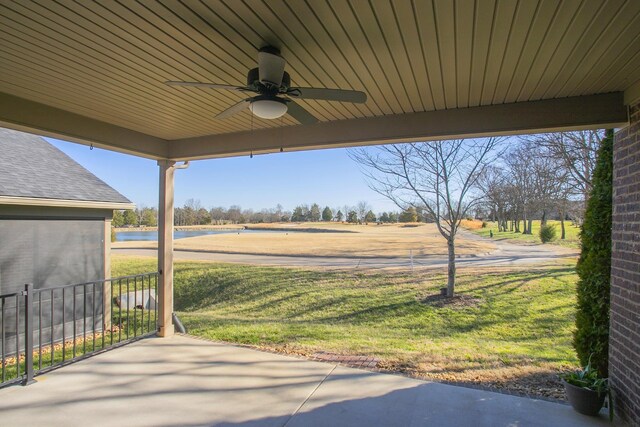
(311, 351, 379, 368)
(247, 340, 565, 402)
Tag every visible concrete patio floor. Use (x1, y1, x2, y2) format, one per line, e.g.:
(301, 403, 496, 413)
(0, 335, 611, 427)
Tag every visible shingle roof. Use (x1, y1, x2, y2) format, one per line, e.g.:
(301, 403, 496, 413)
(0, 128, 132, 204)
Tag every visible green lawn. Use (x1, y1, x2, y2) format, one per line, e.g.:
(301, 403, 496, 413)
(471, 220, 581, 248)
(112, 256, 580, 399)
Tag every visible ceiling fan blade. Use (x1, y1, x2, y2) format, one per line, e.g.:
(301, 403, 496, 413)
(288, 87, 367, 103)
(258, 50, 285, 86)
(216, 98, 252, 119)
(166, 81, 249, 92)
(286, 101, 318, 125)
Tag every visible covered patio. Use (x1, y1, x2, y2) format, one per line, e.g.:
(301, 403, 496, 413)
(0, 334, 610, 426)
(1, 0, 639, 424)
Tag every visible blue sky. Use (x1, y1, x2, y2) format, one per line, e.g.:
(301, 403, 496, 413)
(47, 138, 397, 213)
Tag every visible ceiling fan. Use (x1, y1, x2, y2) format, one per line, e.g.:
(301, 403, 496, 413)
(165, 46, 367, 125)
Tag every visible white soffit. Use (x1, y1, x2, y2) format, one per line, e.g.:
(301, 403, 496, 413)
(0, 0, 637, 158)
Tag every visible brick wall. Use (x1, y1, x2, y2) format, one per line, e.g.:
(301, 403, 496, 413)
(611, 100, 640, 424)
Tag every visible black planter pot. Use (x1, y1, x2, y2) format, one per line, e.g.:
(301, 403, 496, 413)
(564, 381, 606, 416)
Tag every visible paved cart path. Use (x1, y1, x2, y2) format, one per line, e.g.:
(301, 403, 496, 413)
(113, 231, 577, 269)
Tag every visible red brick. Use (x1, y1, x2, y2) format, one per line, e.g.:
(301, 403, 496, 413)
(611, 100, 640, 425)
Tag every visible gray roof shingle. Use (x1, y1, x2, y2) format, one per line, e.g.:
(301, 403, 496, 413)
(0, 128, 132, 204)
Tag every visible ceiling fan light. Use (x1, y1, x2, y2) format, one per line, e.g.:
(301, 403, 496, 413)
(250, 99, 287, 119)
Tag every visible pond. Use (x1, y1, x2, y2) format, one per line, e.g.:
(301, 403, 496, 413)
(115, 229, 282, 242)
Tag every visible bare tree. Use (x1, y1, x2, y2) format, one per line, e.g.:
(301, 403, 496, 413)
(350, 138, 503, 297)
(524, 130, 602, 202)
(478, 140, 575, 238)
(504, 146, 540, 234)
(477, 166, 510, 231)
(527, 145, 569, 226)
(356, 201, 372, 222)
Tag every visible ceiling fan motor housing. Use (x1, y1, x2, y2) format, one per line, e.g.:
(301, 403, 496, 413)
(247, 68, 290, 91)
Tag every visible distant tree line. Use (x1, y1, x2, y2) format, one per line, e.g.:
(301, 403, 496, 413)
(206, 200, 409, 225)
(112, 206, 158, 227)
(112, 199, 433, 227)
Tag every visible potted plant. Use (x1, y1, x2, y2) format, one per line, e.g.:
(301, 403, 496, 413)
(561, 359, 613, 420)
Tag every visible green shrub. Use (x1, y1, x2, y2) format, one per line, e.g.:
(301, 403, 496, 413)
(539, 224, 557, 243)
(574, 129, 613, 377)
(111, 227, 117, 243)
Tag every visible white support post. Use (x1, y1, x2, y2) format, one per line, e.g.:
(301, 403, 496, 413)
(103, 218, 112, 330)
(157, 160, 176, 337)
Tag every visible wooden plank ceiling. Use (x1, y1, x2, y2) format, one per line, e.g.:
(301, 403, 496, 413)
(0, 0, 639, 145)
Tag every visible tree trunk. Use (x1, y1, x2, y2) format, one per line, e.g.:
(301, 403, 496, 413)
(527, 219, 533, 234)
(560, 210, 566, 240)
(515, 218, 520, 233)
(522, 211, 528, 234)
(541, 210, 547, 226)
(447, 238, 456, 297)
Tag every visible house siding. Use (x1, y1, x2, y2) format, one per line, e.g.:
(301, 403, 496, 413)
(0, 205, 109, 353)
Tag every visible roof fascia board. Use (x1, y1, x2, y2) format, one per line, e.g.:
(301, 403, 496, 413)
(0, 196, 135, 210)
(169, 92, 627, 160)
(0, 92, 168, 159)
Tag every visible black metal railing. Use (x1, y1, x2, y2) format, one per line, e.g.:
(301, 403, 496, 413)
(0, 272, 158, 387)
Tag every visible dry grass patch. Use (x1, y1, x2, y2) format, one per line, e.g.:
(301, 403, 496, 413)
(460, 219, 484, 229)
(114, 222, 495, 258)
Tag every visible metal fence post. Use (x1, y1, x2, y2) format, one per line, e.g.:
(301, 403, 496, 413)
(23, 284, 36, 385)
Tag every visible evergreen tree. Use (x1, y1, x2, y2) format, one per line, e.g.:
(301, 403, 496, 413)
(574, 129, 612, 377)
(322, 206, 333, 222)
(347, 210, 359, 223)
(291, 206, 305, 222)
(112, 210, 124, 227)
(196, 208, 211, 225)
(399, 207, 418, 223)
(123, 209, 138, 226)
(309, 203, 321, 222)
(380, 212, 390, 223)
(141, 208, 158, 227)
(336, 210, 344, 222)
(364, 210, 376, 223)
